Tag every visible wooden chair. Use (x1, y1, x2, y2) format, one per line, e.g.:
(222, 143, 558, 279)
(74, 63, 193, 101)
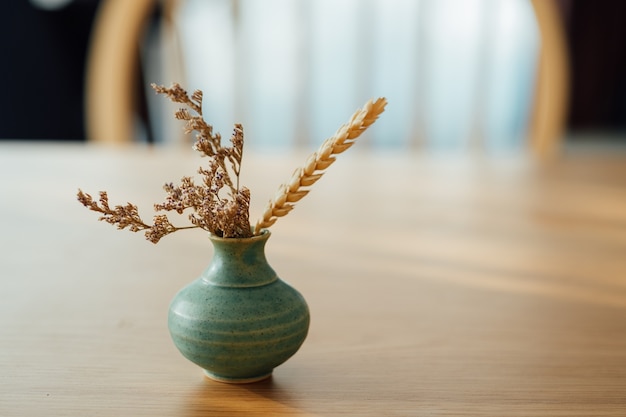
(85, 0, 569, 157)
(85, 0, 180, 145)
(529, 0, 570, 157)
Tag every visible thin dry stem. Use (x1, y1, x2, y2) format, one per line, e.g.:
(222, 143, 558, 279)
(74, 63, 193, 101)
(254, 97, 387, 233)
(77, 189, 199, 243)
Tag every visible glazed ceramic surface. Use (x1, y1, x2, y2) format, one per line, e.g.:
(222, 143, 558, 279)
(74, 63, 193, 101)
(168, 231, 310, 383)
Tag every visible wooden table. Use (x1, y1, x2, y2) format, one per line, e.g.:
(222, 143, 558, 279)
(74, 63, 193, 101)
(1, 142, 626, 416)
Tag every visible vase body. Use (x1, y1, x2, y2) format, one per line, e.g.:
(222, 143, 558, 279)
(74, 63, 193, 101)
(168, 231, 310, 383)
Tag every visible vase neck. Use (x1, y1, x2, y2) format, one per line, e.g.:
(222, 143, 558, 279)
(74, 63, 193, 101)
(202, 231, 277, 287)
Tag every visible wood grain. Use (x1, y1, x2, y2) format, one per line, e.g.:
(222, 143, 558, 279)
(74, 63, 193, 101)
(1, 143, 625, 416)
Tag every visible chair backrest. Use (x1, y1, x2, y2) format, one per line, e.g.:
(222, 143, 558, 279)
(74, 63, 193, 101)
(86, 0, 569, 157)
(85, 0, 154, 145)
(529, 0, 569, 156)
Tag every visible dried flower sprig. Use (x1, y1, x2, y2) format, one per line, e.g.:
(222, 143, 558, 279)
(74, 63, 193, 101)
(254, 97, 387, 233)
(78, 82, 386, 243)
(77, 83, 252, 242)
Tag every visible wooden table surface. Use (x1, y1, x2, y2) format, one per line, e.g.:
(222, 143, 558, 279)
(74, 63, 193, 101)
(1, 142, 626, 416)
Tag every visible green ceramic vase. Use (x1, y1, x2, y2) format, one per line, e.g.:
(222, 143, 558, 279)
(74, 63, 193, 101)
(168, 230, 310, 383)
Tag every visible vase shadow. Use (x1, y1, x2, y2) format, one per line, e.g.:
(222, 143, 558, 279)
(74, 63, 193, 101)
(182, 374, 317, 417)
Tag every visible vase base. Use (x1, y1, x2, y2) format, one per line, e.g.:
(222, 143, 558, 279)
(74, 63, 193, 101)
(203, 370, 273, 384)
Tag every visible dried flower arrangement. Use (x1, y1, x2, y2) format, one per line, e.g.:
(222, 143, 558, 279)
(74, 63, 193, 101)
(77, 83, 387, 242)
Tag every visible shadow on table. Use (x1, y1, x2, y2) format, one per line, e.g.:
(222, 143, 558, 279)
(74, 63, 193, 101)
(182, 375, 317, 417)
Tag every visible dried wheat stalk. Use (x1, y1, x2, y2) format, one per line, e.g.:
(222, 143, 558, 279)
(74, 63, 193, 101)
(254, 97, 387, 234)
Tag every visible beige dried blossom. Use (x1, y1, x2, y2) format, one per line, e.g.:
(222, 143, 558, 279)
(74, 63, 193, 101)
(77, 83, 252, 242)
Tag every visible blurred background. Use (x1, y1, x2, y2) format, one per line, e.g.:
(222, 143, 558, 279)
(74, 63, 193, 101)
(0, 0, 624, 152)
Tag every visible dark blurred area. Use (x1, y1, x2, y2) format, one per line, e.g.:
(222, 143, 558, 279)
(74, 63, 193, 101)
(561, 0, 626, 137)
(0, 0, 624, 142)
(0, 0, 99, 140)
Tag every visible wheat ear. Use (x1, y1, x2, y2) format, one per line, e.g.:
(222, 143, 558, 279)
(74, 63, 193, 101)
(254, 97, 387, 234)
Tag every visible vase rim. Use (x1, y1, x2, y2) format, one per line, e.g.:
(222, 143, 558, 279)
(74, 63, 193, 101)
(208, 228, 270, 243)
